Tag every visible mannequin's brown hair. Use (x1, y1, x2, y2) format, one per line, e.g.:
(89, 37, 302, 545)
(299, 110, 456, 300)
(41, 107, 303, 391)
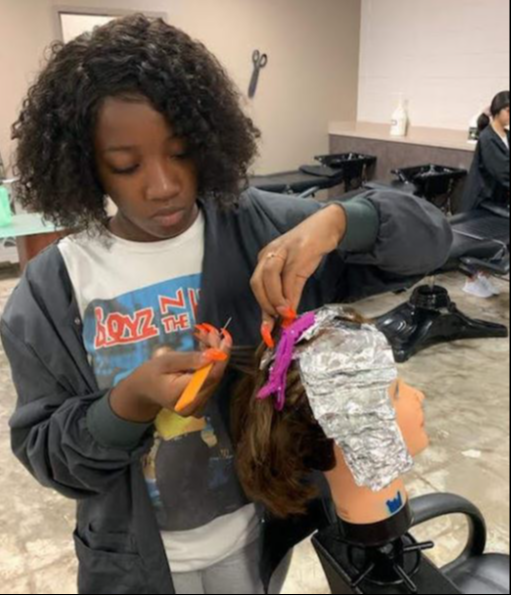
(232, 353, 335, 518)
(231, 311, 368, 518)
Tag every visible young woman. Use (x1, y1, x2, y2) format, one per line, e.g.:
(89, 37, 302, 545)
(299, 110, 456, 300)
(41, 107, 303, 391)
(462, 91, 510, 298)
(0, 14, 451, 595)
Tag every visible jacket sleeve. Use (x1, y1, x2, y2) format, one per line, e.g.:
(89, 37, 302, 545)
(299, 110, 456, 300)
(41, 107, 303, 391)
(343, 188, 453, 277)
(480, 136, 510, 190)
(249, 187, 453, 301)
(1, 316, 154, 501)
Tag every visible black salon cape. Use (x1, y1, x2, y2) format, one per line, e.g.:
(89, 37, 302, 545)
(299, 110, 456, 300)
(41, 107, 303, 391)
(461, 126, 510, 212)
(1, 188, 452, 594)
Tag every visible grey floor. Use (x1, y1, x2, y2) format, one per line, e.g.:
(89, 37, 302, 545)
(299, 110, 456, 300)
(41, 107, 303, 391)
(0, 268, 509, 594)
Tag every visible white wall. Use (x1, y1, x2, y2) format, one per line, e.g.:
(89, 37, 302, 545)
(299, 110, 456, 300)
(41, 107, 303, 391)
(358, 0, 511, 130)
(0, 0, 361, 176)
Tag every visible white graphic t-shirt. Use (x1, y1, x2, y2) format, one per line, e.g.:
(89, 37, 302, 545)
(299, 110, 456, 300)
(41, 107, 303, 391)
(59, 213, 259, 572)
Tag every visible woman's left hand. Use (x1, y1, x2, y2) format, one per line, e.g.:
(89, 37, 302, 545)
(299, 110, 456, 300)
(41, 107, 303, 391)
(251, 204, 347, 331)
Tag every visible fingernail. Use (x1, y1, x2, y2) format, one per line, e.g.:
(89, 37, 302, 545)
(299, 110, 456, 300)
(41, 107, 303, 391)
(202, 323, 218, 334)
(195, 324, 208, 333)
(261, 323, 275, 349)
(278, 306, 297, 320)
(281, 318, 294, 329)
(204, 349, 228, 363)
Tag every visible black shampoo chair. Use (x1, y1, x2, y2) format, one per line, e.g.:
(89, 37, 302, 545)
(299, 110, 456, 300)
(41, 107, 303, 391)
(250, 153, 376, 198)
(249, 168, 344, 198)
(392, 165, 468, 213)
(371, 166, 510, 363)
(313, 493, 510, 594)
(303, 153, 377, 193)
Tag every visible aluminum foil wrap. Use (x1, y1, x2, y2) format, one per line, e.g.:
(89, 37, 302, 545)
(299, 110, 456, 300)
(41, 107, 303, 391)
(295, 305, 413, 492)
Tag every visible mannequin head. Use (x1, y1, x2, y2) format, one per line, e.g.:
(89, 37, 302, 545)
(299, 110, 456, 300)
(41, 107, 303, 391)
(233, 310, 428, 520)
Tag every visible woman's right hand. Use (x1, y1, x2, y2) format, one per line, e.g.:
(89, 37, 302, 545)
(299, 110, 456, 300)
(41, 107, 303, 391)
(109, 351, 216, 423)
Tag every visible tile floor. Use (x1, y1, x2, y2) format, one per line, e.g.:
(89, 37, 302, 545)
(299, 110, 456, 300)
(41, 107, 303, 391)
(0, 267, 509, 594)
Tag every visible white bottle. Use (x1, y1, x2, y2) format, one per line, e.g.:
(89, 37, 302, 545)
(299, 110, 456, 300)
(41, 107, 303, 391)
(390, 95, 409, 137)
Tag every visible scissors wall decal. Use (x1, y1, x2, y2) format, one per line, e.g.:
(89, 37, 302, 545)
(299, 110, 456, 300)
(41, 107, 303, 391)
(248, 50, 269, 99)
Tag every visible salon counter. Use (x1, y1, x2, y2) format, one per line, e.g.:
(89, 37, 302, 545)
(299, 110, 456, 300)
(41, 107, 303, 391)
(329, 121, 475, 184)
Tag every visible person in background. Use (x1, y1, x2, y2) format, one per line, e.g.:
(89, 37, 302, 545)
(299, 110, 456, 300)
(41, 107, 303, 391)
(462, 91, 510, 299)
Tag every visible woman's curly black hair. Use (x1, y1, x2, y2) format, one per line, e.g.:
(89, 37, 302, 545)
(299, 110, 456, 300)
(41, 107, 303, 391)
(12, 14, 261, 230)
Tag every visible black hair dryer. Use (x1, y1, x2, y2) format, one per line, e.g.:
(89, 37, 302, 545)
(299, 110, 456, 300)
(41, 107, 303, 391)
(313, 494, 510, 594)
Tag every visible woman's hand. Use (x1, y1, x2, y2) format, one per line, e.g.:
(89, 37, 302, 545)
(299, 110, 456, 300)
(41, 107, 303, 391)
(186, 324, 233, 417)
(110, 327, 232, 422)
(251, 204, 347, 331)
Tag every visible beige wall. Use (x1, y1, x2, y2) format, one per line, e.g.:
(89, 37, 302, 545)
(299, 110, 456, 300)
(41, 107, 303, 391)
(0, 0, 361, 177)
(358, 0, 510, 130)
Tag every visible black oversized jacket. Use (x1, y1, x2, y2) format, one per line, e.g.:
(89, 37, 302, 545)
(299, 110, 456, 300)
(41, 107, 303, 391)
(461, 126, 510, 212)
(1, 188, 452, 594)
